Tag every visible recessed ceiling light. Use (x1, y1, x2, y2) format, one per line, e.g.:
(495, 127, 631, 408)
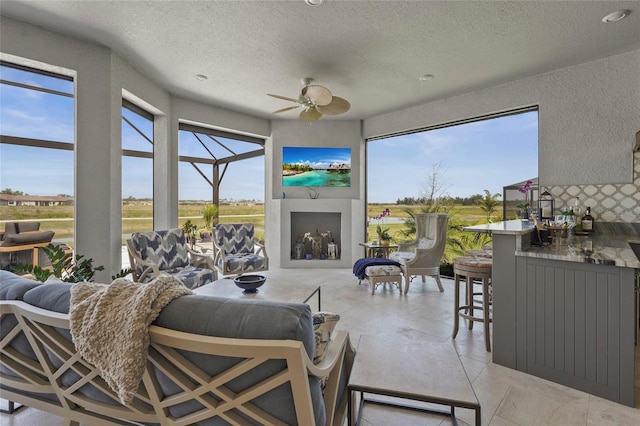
(304, 0, 323, 6)
(602, 10, 631, 23)
(419, 74, 434, 81)
(195, 74, 208, 81)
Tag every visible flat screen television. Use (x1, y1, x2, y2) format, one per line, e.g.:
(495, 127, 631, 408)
(282, 146, 351, 187)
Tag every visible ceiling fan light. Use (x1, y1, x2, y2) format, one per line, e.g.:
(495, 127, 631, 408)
(304, 0, 323, 6)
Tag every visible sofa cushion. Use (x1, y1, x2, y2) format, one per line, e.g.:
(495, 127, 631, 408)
(0, 230, 55, 247)
(2, 222, 40, 236)
(0, 271, 42, 300)
(16, 222, 41, 233)
(154, 295, 324, 425)
(24, 282, 73, 314)
(155, 295, 315, 357)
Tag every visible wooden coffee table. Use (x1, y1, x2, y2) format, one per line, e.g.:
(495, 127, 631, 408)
(348, 335, 481, 425)
(194, 276, 321, 311)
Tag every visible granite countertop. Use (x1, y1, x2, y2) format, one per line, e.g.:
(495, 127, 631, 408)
(516, 233, 640, 268)
(465, 220, 640, 268)
(463, 219, 536, 236)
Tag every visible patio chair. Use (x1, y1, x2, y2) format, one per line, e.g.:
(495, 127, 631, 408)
(127, 228, 216, 289)
(212, 223, 268, 277)
(0, 221, 56, 270)
(390, 213, 449, 293)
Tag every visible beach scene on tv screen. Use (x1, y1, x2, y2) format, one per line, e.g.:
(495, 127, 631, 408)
(282, 146, 351, 187)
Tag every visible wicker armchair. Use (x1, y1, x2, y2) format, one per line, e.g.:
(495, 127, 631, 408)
(390, 213, 449, 293)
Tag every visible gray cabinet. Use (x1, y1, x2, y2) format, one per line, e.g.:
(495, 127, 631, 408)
(513, 257, 635, 406)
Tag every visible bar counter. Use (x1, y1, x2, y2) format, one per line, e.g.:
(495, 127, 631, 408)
(463, 220, 639, 407)
(464, 219, 640, 268)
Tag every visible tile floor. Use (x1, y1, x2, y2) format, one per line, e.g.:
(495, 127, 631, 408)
(2, 267, 639, 425)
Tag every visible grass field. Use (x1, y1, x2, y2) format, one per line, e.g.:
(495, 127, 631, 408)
(1, 202, 501, 247)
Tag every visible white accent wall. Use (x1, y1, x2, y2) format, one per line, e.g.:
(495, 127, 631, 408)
(266, 120, 366, 268)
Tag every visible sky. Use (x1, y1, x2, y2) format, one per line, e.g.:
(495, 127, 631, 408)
(367, 111, 539, 203)
(282, 146, 351, 169)
(0, 64, 538, 203)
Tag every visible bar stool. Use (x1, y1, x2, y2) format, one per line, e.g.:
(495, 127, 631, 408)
(452, 256, 493, 352)
(465, 249, 493, 258)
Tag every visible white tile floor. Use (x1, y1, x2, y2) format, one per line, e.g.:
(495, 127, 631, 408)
(2, 267, 639, 425)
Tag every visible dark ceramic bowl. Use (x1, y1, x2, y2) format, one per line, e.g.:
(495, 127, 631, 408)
(233, 275, 266, 294)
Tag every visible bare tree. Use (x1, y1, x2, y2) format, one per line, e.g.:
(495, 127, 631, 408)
(422, 162, 450, 204)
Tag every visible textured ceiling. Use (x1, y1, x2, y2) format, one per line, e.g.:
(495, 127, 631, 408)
(1, 1, 639, 120)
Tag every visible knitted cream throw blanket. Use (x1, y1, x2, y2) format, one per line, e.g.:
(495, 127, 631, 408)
(70, 275, 192, 405)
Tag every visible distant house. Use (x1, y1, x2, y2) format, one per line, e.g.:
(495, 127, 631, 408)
(0, 194, 74, 207)
(327, 163, 351, 174)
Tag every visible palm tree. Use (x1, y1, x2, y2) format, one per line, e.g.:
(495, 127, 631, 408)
(477, 189, 502, 223)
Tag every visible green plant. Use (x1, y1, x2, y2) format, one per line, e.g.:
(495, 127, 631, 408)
(477, 189, 502, 223)
(182, 219, 198, 239)
(516, 180, 533, 210)
(11, 243, 105, 283)
(201, 204, 219, 228)
(376, 224, 392, 241)
(112, 267, 133, 280)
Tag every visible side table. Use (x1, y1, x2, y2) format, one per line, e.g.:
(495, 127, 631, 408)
(359, 242, 399, 259)
(348, 335, 481, 425)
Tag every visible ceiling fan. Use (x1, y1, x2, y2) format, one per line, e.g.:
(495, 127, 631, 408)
(268, 78, 350, 122)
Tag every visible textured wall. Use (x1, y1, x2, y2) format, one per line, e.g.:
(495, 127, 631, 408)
(364, 50, 640, 189)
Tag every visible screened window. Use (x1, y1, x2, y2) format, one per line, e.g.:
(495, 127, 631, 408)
(0, 61, 75, 247)
(178, 125, 265, 204)
(122, 101, 154, 235)
(178, 125, 265, 233)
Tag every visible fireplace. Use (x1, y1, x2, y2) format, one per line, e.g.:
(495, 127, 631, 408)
(274, 198, 360, 269)
(290, 212, 341, 260)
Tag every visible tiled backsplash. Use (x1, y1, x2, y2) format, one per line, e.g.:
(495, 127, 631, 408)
(547, 151, 639, 223)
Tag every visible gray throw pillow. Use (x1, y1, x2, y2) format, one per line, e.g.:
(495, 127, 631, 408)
(0, 271, 41, 300)
(24, 282, 73, 313)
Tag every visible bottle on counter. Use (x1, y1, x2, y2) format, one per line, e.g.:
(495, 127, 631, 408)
(581, 206, 594, 232)
(573, 197, 582, 228)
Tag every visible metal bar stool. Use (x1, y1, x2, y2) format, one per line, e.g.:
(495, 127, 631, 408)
(452, 256, 493, 352)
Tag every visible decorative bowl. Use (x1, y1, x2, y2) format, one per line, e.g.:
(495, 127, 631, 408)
(233, 275, 266, 294)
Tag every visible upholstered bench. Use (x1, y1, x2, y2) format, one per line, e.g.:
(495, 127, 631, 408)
(358, 264, 403, 295)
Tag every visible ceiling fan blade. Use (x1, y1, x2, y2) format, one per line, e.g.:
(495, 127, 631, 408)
(301, 85, 332, 106)
(316, 96, 351, 115)
(272, 105, 300, 114)
(299, 107, 323, 122)
(267, 93, 299, 103)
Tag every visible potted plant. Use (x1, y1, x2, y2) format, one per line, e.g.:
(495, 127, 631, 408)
(182, 220, 198, 247)
(516, 179, 533, 221)
(372, 208, 392, 245)
(11, 243, 106, 283)
(376, 225, 392, 246)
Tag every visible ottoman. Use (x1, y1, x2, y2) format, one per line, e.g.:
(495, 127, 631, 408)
(359, 264, 403, 295)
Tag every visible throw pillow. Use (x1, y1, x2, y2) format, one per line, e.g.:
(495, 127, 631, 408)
(312, 311, 340, 364)
(45, 275, 65, 284)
